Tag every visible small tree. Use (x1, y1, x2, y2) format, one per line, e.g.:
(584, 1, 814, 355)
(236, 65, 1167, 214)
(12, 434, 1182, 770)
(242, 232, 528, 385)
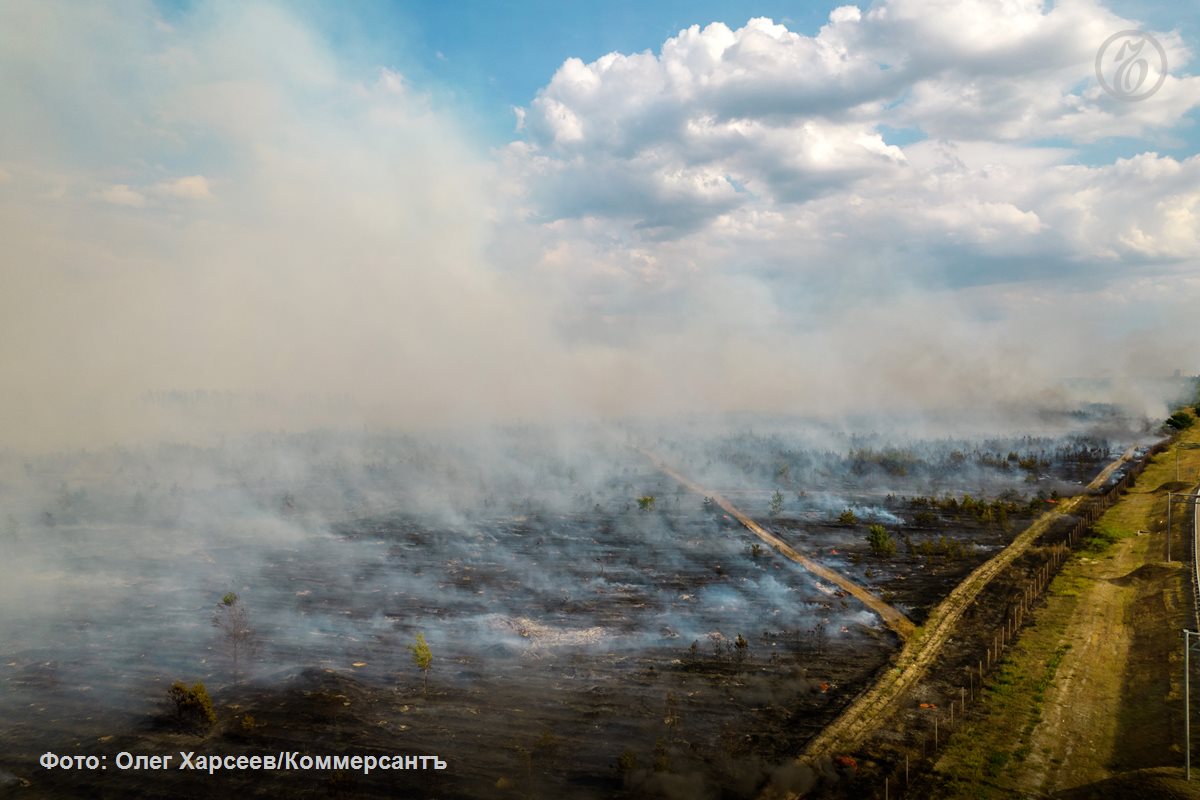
(1166, 411, 1195, 431)
(733, 633, 749, 666)
(838, 509, 858, 526)
(866, 524, 896, 557)
(213, 592, 254, 679)
(769, 490, 784, 517)
(168, 680, 216, 731)
(408, 632, 433, 693)
(663, 692, 680, 741)
(637, 495, 656, 511)
(811, 621, 828, 655)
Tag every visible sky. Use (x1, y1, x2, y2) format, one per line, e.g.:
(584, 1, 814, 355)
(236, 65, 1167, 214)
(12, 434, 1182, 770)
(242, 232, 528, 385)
(2, 0, 1200, 449)
(291, 0, 1200, 156)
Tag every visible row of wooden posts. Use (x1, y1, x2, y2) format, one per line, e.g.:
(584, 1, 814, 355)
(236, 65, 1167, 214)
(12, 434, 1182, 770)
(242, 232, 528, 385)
(1190, 492, 1200, 632)
(871, 442, 1167, 799)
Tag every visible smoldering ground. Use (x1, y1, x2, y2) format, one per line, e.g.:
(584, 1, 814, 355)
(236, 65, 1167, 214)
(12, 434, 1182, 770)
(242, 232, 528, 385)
(1, 2, 1198, 798)
(0, 409, 1165, 798)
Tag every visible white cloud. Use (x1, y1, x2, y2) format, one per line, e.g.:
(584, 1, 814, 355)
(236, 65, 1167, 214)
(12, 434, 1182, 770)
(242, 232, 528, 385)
(503, 2, 1200, 296)
(2, 0, 1198, 447)
(376, 67, 405, 94)
(154, 175, 212, 200)
(100, 184, 147, 207)
(829, 5, 861, 25)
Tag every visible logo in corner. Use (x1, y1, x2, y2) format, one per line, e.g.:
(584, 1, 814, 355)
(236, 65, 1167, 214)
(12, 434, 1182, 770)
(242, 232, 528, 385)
(1096, 30, 1168, 102)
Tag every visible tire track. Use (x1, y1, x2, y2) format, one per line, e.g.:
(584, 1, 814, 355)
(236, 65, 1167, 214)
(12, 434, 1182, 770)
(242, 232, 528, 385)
(638, 449, 915, 641)
(794, 445, 1138, 762)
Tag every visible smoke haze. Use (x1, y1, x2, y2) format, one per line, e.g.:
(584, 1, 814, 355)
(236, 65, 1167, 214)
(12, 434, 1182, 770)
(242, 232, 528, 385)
(1, 2, 1198, 453)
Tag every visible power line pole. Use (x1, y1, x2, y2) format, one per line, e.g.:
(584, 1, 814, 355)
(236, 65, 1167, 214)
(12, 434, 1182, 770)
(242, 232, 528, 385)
(1187, 630, 1199, 780)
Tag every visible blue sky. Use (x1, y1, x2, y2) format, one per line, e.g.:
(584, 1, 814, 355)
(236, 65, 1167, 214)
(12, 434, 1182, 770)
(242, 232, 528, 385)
(375, 1, 826, 133)
(151, 0, 1200, 161)
(227, 0, 830, 142)
(242, 0, 1199, 159)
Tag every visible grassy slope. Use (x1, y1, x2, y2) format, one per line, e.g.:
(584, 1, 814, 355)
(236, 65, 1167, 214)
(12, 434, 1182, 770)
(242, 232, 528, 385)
(926, 410, 1200, 798)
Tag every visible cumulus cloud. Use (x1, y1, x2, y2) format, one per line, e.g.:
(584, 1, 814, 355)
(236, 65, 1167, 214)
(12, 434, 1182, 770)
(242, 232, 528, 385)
(154, 174, 212, 200)
(502, 1, 1200, 308)
(2, 0, 1198, 452)
(100, 184, 147, 207)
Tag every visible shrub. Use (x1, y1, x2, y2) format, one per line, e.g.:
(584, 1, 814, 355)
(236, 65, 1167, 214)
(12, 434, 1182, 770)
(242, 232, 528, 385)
(168, 681, 216, 731)
(1166, 411, 1195, 431)
(866, 524, 896, 557)
(837, 509, 858, 526)
(733, 634, 749, 665)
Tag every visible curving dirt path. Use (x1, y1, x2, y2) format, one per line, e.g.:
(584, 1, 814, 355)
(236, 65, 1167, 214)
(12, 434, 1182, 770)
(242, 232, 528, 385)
(792, 444, 1139, 763)
(638, 450, 915, 641)
(639, 443, 1141, 779)
(1087, 445, 1138, 491)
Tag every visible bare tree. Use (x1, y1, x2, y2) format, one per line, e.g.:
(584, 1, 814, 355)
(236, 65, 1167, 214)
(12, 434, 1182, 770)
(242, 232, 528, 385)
(213, 592, 254, 680)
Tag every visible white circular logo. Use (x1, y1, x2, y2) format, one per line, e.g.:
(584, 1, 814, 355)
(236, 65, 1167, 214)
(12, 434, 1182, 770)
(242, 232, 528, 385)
(1096, 30, 1168, 102)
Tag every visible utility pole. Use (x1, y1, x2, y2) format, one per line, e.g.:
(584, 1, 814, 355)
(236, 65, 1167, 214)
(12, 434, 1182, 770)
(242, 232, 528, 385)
(1186, 630, 1200, 780)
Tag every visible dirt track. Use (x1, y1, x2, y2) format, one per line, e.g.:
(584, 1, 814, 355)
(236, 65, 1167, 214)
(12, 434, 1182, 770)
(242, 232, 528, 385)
(1008, 543, 1146, 795)
(786, 445, 1139, 765)
(639, 449, 915, 640)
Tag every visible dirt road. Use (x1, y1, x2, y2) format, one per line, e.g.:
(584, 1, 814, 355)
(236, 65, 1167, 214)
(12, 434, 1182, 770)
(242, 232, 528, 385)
(921, 431, 1200, 798)
(639, 450, 916, 640)
(792, 444, 1140, 764)
(640, 443, 1144, 781)
(1007, 539, 1149, 795)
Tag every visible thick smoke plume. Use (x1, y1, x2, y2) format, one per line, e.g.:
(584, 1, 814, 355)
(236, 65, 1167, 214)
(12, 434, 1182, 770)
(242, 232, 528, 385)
(1, 2, 1196, 453)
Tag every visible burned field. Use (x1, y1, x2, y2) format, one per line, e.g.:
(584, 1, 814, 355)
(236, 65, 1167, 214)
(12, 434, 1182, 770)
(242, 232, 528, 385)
(0, 416, 1152, 798)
